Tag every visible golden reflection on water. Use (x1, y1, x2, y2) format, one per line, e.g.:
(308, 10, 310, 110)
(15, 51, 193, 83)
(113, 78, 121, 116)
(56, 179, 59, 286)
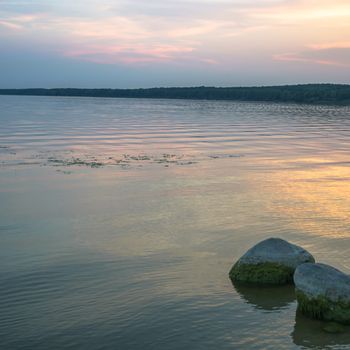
(245, 154, 350, 272)
(263, 156, 350, 237)
(63, 147, 350, 274)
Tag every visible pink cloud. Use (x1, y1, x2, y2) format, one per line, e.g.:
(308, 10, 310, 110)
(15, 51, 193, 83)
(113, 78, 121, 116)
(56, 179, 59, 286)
(1, 0, 349, 72)
(0, 20, 22, 30)
(273, 52, 340, 66)
(310, 42, 350, 50)
(273, 46, 350, 68)
(0, 12, 216, 65)
(63, 44, 196, 65)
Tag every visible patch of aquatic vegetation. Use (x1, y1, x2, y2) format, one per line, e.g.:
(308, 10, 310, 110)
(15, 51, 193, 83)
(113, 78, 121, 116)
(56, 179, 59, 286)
(45, 153, 199, 169)
(56, 169, 73, 175)
(0, 149, 243, 170)
(0, 145, 16, 155)
(209, 154, 242, 159)
(47, 157, 104, 168)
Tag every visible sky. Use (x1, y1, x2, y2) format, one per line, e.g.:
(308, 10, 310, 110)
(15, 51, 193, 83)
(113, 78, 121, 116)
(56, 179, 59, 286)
(0, 0, 350, 88)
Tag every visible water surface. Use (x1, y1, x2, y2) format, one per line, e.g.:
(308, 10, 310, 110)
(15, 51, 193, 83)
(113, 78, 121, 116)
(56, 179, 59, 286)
(1, 95, 350, 349)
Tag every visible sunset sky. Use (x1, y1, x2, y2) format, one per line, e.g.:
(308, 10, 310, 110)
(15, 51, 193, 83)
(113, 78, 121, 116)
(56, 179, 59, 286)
(1, 0, 350, 88)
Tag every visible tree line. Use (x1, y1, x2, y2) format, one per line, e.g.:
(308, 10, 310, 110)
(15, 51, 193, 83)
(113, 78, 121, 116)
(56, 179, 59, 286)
(1, 84, 350, 105)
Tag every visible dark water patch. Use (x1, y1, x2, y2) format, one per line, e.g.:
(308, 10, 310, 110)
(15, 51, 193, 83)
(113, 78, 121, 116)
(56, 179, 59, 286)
(292, 311, 350, 349)
(232, 281, 296, 312)
(0, 224, 22, 234)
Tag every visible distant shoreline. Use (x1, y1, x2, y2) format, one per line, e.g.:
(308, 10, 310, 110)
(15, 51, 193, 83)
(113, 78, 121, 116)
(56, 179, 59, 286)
(1, 84, 350, 105)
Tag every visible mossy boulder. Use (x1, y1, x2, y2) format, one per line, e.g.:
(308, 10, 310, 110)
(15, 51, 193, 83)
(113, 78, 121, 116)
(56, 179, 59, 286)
(294, 263, 350, 324)
(229, 238, 315, 285)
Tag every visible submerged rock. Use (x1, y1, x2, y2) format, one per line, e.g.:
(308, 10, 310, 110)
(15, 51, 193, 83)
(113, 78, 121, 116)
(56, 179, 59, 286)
(292, 311, 350, 348)
(294, 263, 350, 324)
(322, 322, 345, 334)
(229, 238, 315, 285)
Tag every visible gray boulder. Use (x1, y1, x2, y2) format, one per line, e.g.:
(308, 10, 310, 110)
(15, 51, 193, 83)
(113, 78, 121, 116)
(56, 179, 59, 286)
(294, 263, 350, 324)
(229, 237, 315, 285)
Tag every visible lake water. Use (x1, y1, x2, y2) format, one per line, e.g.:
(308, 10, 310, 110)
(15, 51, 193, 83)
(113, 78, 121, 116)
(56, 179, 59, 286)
(1, 95, 350, 349)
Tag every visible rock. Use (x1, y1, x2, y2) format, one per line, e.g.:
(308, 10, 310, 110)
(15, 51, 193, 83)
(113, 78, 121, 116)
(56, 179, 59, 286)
(229, 237, 315, 285)
(294, 263, 350, 324)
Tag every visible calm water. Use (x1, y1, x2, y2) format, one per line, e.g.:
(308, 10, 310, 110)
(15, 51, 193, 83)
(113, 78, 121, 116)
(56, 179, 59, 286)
(1, 95, 350, 349)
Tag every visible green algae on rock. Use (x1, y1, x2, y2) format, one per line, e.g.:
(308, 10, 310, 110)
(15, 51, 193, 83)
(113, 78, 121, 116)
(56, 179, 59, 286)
(230, 262, 295, 284)
(229, 238, 315, 285)
(296, 290, 350, 325)
(294, 263, 350, 324)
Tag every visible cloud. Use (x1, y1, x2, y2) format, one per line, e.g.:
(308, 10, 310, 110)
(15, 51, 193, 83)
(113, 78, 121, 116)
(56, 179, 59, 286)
(0, 5, 231, 65)
(310, 42, 350, 50)
(0, 0, 350, 85)
(247, 0, 350, 22)
(0, 20, 22, 30)
(64, 44, 196, 64)
(274, 44, 350, 67)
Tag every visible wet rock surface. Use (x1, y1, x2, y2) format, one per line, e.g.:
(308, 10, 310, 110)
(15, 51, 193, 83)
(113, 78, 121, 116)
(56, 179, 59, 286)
(229, 238, 315, 285)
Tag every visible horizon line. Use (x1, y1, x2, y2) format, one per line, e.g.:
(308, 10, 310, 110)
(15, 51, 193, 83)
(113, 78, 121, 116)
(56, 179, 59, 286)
(1, 83, 350, 90)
